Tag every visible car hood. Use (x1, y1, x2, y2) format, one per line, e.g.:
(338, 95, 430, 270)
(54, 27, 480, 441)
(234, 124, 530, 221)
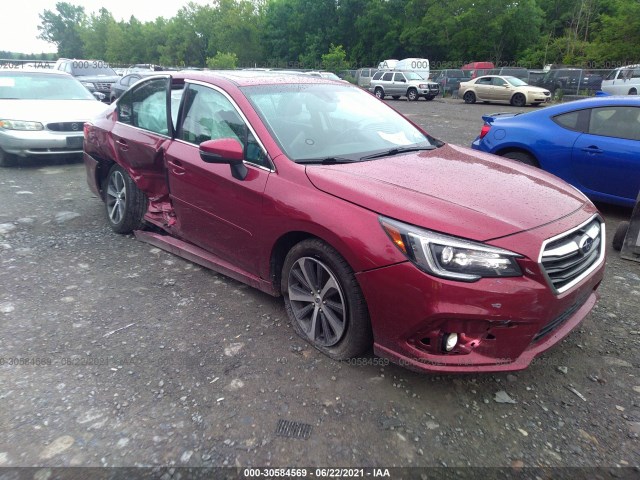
(0, 99, 108, 123)
(305, 144, 587, 241)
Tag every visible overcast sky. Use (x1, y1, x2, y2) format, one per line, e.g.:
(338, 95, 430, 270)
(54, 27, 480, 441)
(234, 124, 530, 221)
(0, 0, 212, 54)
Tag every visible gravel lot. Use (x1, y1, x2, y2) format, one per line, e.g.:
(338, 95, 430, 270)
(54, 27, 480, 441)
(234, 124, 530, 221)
(0, 98, 638, 476)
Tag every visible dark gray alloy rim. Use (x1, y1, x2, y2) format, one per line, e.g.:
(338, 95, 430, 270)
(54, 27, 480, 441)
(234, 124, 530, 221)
(288, 257, 347, 347)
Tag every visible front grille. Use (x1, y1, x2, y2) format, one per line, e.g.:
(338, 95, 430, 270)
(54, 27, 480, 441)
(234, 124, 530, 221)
(540, 216, 604, 294)
(95, 82, 114, 91)
(47, 122, 84, 132)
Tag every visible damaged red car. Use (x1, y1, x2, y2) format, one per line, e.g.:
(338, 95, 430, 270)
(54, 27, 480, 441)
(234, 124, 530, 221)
(83, 71, 605, 373)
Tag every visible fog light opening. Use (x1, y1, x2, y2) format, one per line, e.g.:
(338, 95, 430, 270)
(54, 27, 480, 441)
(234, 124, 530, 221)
(443, 333, 459, 352)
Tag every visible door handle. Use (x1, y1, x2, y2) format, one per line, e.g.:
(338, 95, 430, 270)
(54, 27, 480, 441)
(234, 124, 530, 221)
(168, 159, 186, 175)
(115, 139, 128, 151)
(581, 146, 603, 154)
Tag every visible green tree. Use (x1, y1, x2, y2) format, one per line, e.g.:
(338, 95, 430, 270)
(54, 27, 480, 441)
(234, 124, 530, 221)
(206, 52, 239, 69)
(37, 2, 86, 58)
(82, 8, 115, 60)
(321, 44, 350, 71)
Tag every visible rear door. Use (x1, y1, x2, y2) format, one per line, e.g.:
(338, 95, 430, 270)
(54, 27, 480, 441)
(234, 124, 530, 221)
(165, 81, 272, 273)
(110, 76, 174, 197)
(474, 76, 494, 100)
(572, 106, 640, 202)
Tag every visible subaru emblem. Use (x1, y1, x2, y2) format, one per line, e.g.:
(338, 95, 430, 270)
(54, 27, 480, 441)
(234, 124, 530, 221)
(578, 235, 594, 255)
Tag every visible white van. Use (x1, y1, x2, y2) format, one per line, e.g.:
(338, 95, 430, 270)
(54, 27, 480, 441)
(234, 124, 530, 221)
(601, 65, 640, 95)
(355, 68, 377, 88)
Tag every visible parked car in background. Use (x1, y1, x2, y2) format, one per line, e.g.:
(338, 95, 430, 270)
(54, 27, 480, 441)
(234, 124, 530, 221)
(54, 58, 120, 102)
(306, 71, 344, 81)
(84, 70, 605, 373)
(110, 72, 159, 102)
(537, 68, 603, 95)
(0, 69, 107, 166)
(461, 61, 495, 79)
(369, 70, 439, 100)
(601, 65, 640, 95)
(472, 96, 640, 207)
(431, 69, 469, 94)
(355, 68, 377, 88)
(123, 64, 165, 75)
(459, 75, 551, 107)
(486, 67, 530, 82)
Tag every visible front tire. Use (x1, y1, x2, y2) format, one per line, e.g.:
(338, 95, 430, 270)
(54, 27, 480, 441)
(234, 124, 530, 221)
(0, 148, 15, 167)
(374, 88, 384, 99)
(463, 91, 476, 104)
(502, 151, 539, 167)
(511, 93, 526, 107)
(282, 239, 372, 360)
(407, 88, 418, 101)
(104, 164, 147, 234)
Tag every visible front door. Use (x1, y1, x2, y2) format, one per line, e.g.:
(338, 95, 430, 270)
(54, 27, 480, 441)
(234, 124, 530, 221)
(165, 82, 272, 274)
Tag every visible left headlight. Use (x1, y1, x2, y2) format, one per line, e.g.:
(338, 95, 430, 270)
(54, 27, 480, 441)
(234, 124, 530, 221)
(0, 119, 44, 131)
(380, 217, 523, 281)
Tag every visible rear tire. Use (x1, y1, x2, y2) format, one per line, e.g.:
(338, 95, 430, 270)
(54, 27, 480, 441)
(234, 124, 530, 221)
(629, 88, 637, 95)
(511, 93, 526, 107)
(612, 221, 629, 251)
(104, 164, 147, 234)
(282, 239, 372, 360)
(463, 91, 476, 104)
(502, 151, 539, 167)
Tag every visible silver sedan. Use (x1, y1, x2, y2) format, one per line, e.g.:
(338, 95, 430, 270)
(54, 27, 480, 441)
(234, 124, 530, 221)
(0, 69, 107, 166)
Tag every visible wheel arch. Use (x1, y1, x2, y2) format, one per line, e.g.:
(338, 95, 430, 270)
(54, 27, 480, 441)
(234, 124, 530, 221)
(495, 146, 540, 165)
(92, 155, 117, 201)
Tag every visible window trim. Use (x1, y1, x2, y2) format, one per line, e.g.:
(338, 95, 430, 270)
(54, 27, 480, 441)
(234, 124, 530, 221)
(115, 75, 174, 137)
(176, 79, 274, 172)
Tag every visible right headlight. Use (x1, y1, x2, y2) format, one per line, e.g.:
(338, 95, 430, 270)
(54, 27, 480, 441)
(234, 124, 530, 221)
(0, 119, 44, 131)
(380, 217, 523, 282)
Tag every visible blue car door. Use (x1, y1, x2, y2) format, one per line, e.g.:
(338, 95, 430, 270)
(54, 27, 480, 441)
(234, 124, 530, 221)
(571, 106, 640, 204)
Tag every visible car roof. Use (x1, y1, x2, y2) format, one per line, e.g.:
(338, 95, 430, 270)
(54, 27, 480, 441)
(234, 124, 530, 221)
(171, 69, 342, 87)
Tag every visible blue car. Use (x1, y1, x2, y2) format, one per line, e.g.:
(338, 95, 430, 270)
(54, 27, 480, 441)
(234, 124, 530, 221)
(472, 96, 640, 207)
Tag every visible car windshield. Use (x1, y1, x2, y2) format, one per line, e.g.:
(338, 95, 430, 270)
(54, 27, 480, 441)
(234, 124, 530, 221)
(404, 72, 424, 80)
(242, 83, 438, 162)
(504, 76, 528, 86)
(71, 65, 117, 76)
(0, 73, 96, 100)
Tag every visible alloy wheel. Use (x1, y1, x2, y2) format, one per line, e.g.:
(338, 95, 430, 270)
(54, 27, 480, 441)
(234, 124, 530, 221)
(287, 256, 347, 347)
(106, 170, 127, 225)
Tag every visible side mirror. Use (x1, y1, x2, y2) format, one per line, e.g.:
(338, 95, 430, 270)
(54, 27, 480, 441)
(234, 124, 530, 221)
(199, 138, 247, 180)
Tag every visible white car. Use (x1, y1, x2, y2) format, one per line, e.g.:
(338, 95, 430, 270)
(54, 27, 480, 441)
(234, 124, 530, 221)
(601, 65, 640, 96)
(0, 69, 107, 166)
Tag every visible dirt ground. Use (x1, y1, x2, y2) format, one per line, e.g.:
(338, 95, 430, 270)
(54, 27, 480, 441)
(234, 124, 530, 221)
(0, 98, 638, 478)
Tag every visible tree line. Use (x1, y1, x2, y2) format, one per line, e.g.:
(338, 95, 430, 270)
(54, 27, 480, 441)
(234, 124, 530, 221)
(28, 0, 640, 70)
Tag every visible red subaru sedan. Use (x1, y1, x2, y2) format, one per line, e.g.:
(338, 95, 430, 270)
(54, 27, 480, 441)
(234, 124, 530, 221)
(83, 71, 605, 373)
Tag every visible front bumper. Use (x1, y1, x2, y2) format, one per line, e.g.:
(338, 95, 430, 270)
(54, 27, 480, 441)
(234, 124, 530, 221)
(356, 213, 605, 373)
(0, 129, 84, 158)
